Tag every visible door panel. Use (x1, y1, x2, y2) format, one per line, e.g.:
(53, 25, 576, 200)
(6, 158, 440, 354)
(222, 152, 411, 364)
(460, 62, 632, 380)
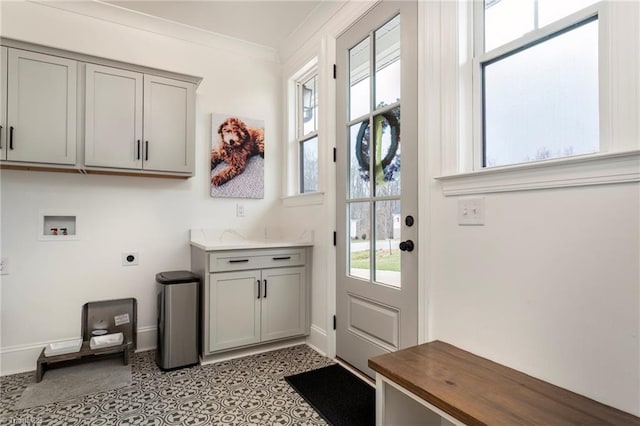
(143, 75, 194, 173)
(1, 47, 6, 160)
(336, 1, 418, 377)
(6, 49, 77, 164)
(85, 64, 143, 169)
(209, 270, 261, 352)
(261, 267, 306, 341)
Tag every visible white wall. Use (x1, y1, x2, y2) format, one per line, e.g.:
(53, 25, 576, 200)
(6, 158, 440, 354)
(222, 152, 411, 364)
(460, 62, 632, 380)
(0, 1, 284, 374)
(428, 183, 640, 414)
(280, 0, 640, 417)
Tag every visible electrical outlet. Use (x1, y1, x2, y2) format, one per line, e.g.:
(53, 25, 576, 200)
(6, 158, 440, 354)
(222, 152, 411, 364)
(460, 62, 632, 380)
(236, 203, 245, 218)
(122, 252, 139, 266)
(0, 257, 8, 275)
(458, 198, 485, 226)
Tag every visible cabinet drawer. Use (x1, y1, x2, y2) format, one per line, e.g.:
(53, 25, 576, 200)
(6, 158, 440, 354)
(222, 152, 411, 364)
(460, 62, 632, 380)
(209, 248, 306, 272)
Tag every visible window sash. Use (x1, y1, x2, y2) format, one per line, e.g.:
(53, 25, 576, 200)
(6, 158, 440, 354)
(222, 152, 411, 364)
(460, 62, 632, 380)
(472, 2, 608, 170)
(295, 69, 319, 194)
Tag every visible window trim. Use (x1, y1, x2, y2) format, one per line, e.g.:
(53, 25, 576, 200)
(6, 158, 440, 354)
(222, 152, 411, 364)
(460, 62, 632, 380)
(433, 0, 640, 196)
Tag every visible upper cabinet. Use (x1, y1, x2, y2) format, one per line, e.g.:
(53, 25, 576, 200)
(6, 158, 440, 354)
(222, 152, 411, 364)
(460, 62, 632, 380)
(85, 64, 143, 170)
(0, 47, 6, 157)
(2, 48, 77, 165)
(0, 39, 201, 178)
(142, 75, 195, 174)
(85, 65, 195, 174)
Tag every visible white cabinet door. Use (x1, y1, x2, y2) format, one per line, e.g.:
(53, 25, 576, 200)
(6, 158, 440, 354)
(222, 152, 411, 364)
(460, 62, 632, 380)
(261, 267, 307, 342)
(85, 64, 143, 169)
(143, 75, 194, 173)
(0, 47, 6, 160)
(209, 270, 262, 352)
(6, 49, 76, 164)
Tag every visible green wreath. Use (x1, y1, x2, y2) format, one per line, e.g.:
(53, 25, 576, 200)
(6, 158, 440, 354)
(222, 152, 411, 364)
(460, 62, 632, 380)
(355, 112, 400, 174)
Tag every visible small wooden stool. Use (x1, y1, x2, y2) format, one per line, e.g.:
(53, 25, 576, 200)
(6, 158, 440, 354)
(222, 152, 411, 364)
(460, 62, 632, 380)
(36, 341, 130, 383)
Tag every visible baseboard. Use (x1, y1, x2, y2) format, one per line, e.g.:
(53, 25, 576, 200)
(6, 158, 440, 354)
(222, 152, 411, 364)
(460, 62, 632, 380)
(306, 324, 328, 356)
(0, 325, 158, 376)
(135, 326, 157, 352)
(200, 337, 306, 365)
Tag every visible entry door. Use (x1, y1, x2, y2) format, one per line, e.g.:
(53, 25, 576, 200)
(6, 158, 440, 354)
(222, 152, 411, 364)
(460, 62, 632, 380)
(336, 1, 418, 377)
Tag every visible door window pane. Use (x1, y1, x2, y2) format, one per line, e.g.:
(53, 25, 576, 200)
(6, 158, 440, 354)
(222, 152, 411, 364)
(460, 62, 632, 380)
(300, 136, 318, 193)
(484, 18, 598, 167)
(374, 107, 401, 197)
(374, 200, 401, 287)
(350, 122, 371, 199)
(350, 37, 370, 120)
(375, 15, 400, 108)
(349, 202, 370, 281)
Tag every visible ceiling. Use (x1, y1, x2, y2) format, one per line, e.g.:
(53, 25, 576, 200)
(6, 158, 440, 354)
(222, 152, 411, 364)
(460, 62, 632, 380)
(105, 1, 331, 49)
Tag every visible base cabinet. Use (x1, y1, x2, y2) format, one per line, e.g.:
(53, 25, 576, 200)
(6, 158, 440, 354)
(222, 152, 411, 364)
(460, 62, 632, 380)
(192, 246, 311, 358)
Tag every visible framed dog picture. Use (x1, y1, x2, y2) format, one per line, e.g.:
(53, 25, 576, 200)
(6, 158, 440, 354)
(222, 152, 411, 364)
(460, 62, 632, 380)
(210, 113, 265, 199)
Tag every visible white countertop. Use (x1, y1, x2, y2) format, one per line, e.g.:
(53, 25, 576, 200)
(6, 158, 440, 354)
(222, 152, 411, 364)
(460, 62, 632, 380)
(190, 229, 313, 251)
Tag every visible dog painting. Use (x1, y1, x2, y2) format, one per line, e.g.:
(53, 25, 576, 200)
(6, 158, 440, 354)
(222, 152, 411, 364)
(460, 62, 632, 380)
(210, 114, 265, 199)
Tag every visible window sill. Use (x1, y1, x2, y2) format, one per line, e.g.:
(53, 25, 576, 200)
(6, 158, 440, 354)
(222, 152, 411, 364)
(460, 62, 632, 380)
(434, 150, 640, 196)
(282, 191, 325, 207)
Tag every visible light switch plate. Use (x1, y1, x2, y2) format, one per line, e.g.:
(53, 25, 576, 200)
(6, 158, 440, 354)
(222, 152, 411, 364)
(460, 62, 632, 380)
(458, 198, 485, 226)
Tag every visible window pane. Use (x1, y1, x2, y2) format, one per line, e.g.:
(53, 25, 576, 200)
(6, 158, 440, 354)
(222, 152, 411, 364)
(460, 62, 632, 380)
(484, 0, 535, 52)
(300, 136, 318, 193)
(349, 202, 370, 281)
(375, 15, 400, 108)
(538, 0, 598, 28)
(374, 107, 401, 197)
(350, 37, 370, 120)
(349, 121, 370, 199)
(302, 75, 318, 136)
(374, 200, 401, 288)
(484, 19, 599, 168)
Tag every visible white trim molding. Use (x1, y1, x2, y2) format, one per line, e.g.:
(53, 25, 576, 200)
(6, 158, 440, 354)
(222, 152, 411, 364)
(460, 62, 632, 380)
(435, 150, 640, 196)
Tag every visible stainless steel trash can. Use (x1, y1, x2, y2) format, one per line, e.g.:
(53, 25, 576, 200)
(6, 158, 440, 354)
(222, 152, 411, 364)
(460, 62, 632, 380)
(156, 271, 200, 370)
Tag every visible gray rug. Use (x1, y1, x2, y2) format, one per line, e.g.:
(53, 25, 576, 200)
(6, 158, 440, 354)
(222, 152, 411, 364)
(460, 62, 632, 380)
(14, 357, 132, 409)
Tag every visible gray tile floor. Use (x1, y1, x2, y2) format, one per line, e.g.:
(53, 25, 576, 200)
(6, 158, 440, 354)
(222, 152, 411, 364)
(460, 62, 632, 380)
(0, 345, 334, 425)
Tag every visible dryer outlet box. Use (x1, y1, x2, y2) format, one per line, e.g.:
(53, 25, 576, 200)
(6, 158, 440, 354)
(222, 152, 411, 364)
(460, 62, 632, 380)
(122, 252, 139, 266)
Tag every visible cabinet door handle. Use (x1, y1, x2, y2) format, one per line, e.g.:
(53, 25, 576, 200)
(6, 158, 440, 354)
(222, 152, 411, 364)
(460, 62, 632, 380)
(263, 279, 267, 298)
(9, 126, 14, 150)
(137, 140, 141, 160)
(272, 256, 291, 261)
(145, 141, 149, 161)
(0, 125, 3, 149)
(229, 259, 249, 263)
(257, 280, 261, 299)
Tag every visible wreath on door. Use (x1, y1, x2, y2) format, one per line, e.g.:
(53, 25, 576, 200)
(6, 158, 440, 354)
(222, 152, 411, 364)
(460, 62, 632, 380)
(355, 111, 400, 182)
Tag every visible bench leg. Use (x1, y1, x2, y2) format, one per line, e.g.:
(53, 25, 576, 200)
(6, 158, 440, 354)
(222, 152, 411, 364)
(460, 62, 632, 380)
(123, 348, 129, 365)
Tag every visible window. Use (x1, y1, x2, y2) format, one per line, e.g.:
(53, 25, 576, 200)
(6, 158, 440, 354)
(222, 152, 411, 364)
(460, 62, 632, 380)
(297, 72, 319, 193)
(477, 0, 601, 168)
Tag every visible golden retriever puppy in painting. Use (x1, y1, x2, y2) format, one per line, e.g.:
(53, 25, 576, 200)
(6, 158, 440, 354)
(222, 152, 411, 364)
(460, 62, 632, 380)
(211, 117, 264, 186)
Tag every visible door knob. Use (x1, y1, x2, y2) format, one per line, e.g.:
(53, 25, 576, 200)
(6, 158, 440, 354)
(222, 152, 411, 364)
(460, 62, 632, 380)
(399, 240, 414, 252)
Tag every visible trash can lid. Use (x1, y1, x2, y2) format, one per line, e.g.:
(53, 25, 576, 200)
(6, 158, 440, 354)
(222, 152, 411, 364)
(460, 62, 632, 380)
(156, 270, 200, 284)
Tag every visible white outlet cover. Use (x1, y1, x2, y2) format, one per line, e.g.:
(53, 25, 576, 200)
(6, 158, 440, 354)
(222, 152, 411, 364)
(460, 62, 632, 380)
(122, 252, 139, 266)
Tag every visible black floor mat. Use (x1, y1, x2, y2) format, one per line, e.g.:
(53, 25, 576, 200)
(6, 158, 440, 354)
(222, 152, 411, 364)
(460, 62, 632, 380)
(285, 364, 375, 426)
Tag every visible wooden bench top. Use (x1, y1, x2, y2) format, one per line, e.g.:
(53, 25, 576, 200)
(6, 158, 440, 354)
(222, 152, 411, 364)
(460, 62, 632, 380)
(369, 340, 640, 426)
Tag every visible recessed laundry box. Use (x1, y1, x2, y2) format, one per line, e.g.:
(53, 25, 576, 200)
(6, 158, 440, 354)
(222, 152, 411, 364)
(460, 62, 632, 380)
(156, 271, 200, 370)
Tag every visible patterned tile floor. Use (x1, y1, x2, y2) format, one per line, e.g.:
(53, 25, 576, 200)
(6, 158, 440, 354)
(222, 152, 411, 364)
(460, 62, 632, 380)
(0, 345, 335, 425)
